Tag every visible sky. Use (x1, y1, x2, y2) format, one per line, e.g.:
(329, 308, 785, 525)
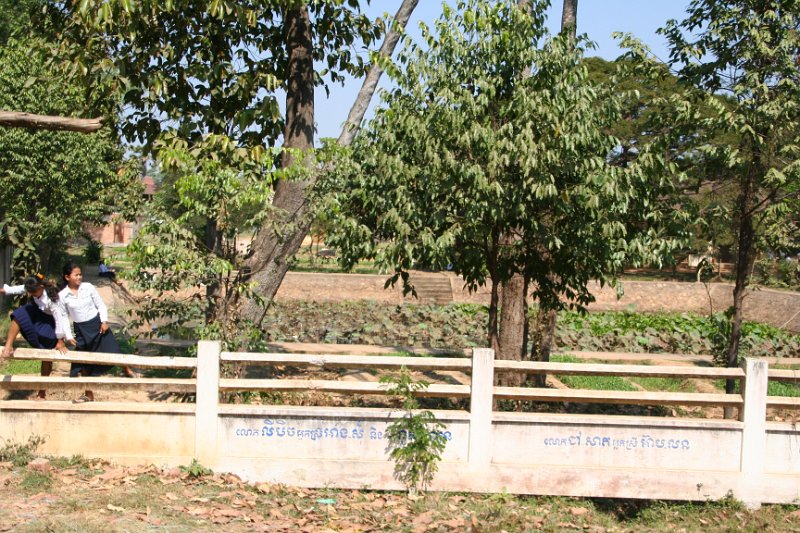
(314, 0, 693, 140)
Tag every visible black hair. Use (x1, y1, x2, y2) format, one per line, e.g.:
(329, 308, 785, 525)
(61, 261, 82, 290)
(23, 274, 59, 302)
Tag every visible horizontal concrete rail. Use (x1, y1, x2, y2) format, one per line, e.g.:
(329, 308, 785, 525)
(494, 386, 743, 407)
(219, 378, 470, 398)
(0, 375, 195, 393)
(13, 348, 197, 369)
(766, 396, 800, 409)
(494, 360, 745, 379)
(768, 368, 800, 382)
(222, 352, 472, 371)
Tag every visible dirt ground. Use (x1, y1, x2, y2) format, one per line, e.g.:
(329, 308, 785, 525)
(2, 458, 799, 533)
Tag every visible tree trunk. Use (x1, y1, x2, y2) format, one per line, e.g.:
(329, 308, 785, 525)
(523, 0, 579, 387)
(0, 111, 103, 133)
(496, 272, 527, 387)
(239, 1, 419, 326)
(205, 218, 222, 323)
(486, 229, 501, 352)
(529, 307, 557, 387)
(240, 5, 315, 326)
(723, 156, 759, 419)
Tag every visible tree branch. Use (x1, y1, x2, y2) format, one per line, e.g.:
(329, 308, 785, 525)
(0, 111, 104, 133)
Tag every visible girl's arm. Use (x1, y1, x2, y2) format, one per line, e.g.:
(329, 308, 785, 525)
(87, 283, 109, 323)
(53, 300, 75, 345)
(1, 284, 25, 296)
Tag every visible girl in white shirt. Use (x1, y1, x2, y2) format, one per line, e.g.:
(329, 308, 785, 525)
(59, 261, 120, 402)
(0, 275, 70, 399)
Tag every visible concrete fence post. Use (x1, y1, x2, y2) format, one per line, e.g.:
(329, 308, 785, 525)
(468, 348, 494, 469)
(739, 357, 768, 509)
(195, 340, 221, 467)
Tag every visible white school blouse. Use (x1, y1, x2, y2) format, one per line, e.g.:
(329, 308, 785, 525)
(3, 283, 70, 340)
(58, 282, 108, 337)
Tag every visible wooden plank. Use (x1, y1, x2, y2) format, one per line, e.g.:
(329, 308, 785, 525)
(494, 386, 743, 407)
(221, 352, 472, 371)
(766, 396, 800, 409)
(12, 348, 197, 369)
(493, 360, 744, 379)
(0, 376, 195, 393)
(219, 378, 470, 398)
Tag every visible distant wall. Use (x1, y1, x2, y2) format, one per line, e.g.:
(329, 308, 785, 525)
(276, 273, 800, 332)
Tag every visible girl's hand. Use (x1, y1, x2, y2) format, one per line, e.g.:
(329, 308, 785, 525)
(0, 346, 13, 360)
(55, 340, 68, 354)
(66, 338, 77, 347)
(100, 322, 109, 334)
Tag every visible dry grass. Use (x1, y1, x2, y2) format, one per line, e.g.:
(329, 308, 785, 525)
(1, 455, 799, 533)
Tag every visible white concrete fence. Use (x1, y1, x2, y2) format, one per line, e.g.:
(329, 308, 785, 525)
(1, 343, 799, 507)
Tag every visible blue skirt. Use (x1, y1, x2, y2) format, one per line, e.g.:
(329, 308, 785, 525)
(11, 303, 57, 350)
(70, 314, 116, 377)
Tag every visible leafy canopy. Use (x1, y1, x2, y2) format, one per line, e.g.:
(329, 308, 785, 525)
(48, 0, 382, 152)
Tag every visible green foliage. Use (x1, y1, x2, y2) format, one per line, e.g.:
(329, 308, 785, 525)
(20, 470, 53, 493)
(49, 0, 383, 151)
(82, 239, 103, 265)
(380, 367, 447, 495)
(708, 309, 734, 366)
(180, 459, 212, 479)
(0, 0, 41, 44)
(323, 0, 687, 318)
(0, 358, 43, 375)
(47, 1, 391, 343)
(753, 258, 800, 291)
(551, 354, 639, 391)
(258, 301, 800, 359)
(124, 140, 300, 345)
(0, 36, 142, 273)
(768, 380, 800, 398)
(0, 435, 45, 467)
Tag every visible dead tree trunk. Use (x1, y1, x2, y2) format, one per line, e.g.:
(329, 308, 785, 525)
(0, 111, 103, 133)
(338, 0, 419, 147)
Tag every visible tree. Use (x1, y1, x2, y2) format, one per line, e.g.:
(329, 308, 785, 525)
(323, 0, 684, 371)
(585, 56, 739, 273)
(29, 0, 421, 348)
(560, 0, 578, 36)
(51, 1, 418, 337)
(654, 0, 800, 412)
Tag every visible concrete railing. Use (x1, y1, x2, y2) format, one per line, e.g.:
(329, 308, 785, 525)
(1, 343, 799, 507)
